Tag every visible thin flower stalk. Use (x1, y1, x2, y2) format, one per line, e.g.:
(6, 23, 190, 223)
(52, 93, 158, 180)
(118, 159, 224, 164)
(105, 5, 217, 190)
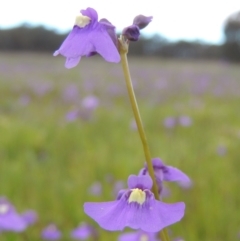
(118, 36, 170, 241)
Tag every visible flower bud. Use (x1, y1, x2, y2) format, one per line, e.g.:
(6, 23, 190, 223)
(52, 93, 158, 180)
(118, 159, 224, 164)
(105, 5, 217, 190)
(122, 25, 140, 41)
(133, 15, 153, 29)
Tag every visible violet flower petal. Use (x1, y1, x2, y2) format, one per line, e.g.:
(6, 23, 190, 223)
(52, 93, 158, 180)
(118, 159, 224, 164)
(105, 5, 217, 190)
(0, 213, 27, 232)
(84, 199, 185, 232)
(133, 15, 153, 29)
(0, 198, 27, 232)
(152, 158, 191, 186)
(128, 175, 152, 190)
(21, 210, 38, 226)
(65, 57, 81, 69)
(163, 166, 191, 184)
(80, 8, 98, 21)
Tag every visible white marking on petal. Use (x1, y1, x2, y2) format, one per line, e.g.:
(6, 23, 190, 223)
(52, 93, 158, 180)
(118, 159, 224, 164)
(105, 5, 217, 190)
(128, 188, 146, 205)
(0, 204, 9, 214)
(75, 15, 91, 28)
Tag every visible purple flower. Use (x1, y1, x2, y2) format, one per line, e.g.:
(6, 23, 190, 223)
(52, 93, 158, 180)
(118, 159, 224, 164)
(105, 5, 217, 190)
(178, 116, 192, 127)
(118, 230, 158, 241)
(81, 95, 99, 111)
(84, 175, 185, 232)
(71, 223, 96, 240)
(62, 84, 79, 103)
(65, 109, 80, 122)
(139, 158, 192, 192)
(163, 117, 177, 129)
(41, 224, 61, 240)
(130, 119, 137, 131)
(88, 181, 102, 196)
(54, 7, 120, 68)
(0, 197, 27, 232)
(18, 95, 30, 106)
(216, 145, 227, 156)
(21, 210, 38, 226)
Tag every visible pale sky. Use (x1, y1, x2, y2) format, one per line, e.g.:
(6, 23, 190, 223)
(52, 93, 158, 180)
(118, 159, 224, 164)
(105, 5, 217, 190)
(0, 0, 239, 43)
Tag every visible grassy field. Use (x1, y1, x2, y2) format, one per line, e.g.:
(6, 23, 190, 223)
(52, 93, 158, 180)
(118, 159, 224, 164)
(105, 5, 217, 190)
(0, 52, 240, 241)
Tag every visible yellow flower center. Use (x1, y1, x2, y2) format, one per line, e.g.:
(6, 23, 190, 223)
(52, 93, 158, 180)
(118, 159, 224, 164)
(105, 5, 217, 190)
(128, 188, 146, 205)
(75, 15, 91, 28)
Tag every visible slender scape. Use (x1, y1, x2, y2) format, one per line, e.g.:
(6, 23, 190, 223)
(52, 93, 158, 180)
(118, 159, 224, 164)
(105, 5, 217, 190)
(118, 36, 170, 241)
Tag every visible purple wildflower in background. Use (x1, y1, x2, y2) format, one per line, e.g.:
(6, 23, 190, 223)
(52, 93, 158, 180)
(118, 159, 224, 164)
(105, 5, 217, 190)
(21, 210, 38, 226)
(66, 109, 80, 122)
(54, 7, 120, 68)
(216, 145, 227, 156)
(0, 197, 27, 232)
(84, 175, 185, 232)
(71, 223, 96, 240)
(81, 95, 99, 111)
(88, 181, 102, 196)
(178, 116, 192, 127)
(62, 84, 79, 103)
(41, 224, 61, 240)
(163, 117, 177, 129)
(139, 158, 192, 192)
(18, 95, 30, 106)
(118, 230, 158, 241)
(130, 119, 137, 131)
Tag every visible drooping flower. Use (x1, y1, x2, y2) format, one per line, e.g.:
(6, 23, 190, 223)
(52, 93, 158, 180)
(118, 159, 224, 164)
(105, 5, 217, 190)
(118, 229, 158, 241)
(41, 224, 61, 240)
(139, 158, 192, 192)
(0, 197, 27, 232)
(54, 7, 120, 68)
(84, 175, 185, 232)
(71, 223, 96, 240)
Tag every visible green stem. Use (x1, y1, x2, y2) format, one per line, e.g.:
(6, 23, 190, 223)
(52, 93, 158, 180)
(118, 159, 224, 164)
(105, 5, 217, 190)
(119, 37, 170, 241)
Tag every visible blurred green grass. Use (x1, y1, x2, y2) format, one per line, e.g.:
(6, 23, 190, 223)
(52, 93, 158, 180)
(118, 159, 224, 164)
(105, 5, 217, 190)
(0, 53, 240, 241)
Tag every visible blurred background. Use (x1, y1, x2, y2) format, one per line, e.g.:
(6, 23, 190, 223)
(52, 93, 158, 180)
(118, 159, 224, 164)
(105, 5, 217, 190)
(0, 1, 240, 241)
